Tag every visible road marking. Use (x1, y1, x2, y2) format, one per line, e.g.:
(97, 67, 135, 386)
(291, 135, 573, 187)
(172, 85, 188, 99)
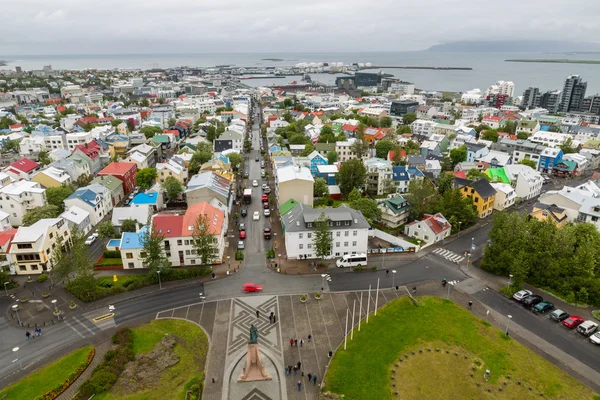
(72, 316, 95, 336)
(64, 319, 85, 338)
(92, 313, 115, 323)
(184, 305, 190, 320)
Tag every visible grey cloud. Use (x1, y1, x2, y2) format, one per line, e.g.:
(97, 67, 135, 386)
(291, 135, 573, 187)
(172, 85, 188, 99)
(1, 0, 599, 54)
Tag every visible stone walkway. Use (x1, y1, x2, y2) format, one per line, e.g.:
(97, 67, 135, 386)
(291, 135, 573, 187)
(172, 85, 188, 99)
(156, 287, 411, 400)
(57, 338, 115, 400)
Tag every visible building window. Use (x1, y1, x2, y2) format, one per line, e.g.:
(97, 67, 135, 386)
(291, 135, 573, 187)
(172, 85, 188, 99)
(345, 231, 349, 237)
(344, 242, 348, 247)
(190, 259, 196, 264)
(352, 241, 357, 246)
(177, 240, 183, 245)
(126, 253, 133, 259)
(19, 265, 26, 272)
(307, 244, 312, 249)
(128, 262, 134, 268)
(335, 242, 340, 247)
(353, 230, 357, 236)
(307, 232, 312, 239)
(299, 244, 303, 249)
(299, 233, 303, 239)
(336, 231, 340, 237)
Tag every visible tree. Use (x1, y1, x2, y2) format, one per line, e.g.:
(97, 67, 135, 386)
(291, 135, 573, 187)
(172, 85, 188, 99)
(402, 112, 417, 125)
(559, 138, 577, 154)
(162, 176, 185, 202)
(139, 126, 162, 139)
(227, 152, 242, 171)
(140, 223, 171, 274)
(375, 140, 394, 159)
(405, 179, 438, 220)
(126, 119, 135, 132)
(449, 145, 467, 165)
(318, 126, 336, 143)
(474, 124, 491, 134)
(120, 219, 138, 233)
(189, 151, 212, 175)
(46, 185, 74, 211)
(466, 168, 490, 181)
(314, 178, 329, 199)
(338, 159, 367, 197)
(191, 214, 218, 266)
(396, 125, 412, 135)
(326, 150, 339, 164)
(300, 143, 315, 157)
(282, 98, 293, 108)
(501, 120, 517, 134)
(37, 150, 51, 166)
(75, 174, 92, 187)
(312, 213, 333, 261)
(480, 129, 499, 142)
(516, 131, 530, 140)
(519, 159, 538, 169)
(22, 205, 60, 226)
(136, 168, 157, 190)
(206, 125, 217, 142)
(348, 188, 362, 202)
(53, 225, 94, 283)
(402, 140, 420, 155)
(97, 221, 116, 238)
(3, 140, 20, 153)
(50, 235, 74, 283)
(349, 198, 381, 225)
(380, 116, 392, 128)
(436, 172, 455, 194)
(435, 188, 478, 233)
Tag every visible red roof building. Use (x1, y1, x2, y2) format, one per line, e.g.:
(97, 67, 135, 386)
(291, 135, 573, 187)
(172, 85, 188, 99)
(98, 162, 138, 195)
(73, 140, 101, 160)
(6, 158, 40, 180)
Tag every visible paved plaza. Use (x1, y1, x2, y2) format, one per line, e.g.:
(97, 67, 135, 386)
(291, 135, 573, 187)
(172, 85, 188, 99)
(156, 287, 413, 400)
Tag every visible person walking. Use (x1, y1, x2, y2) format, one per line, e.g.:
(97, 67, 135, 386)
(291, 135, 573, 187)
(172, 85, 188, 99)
(312, 374, 317, 385)
(412, 286, 417, 294)
(293, 365, 298, 375)
(386, 269, 389, 275)
(288, 365, 292, 375)
(297, 361, 302, 370)
(300, 338, 304, 347)
(273, 315, 277, 323)
(308, 373, 312, 382)
(308, 334, 312, 343)
(25, 331, 31, 341)
(328, 350, 333, 358)
(468, 301, 473, 310)
(297, 380, 302, 391)
(286, 366, 289, 376)
(256, 310, 260, 319)
(294, 339, 298, 347)
(290, 338, 294, 347)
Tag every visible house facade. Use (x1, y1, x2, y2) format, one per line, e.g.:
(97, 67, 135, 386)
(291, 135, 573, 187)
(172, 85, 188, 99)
(0, 181, 47, 227)
(98, 162, 138, 195)
(275, 165, 314, 207)
(64, 185, 112, 226)
(404, 213, 451, 244)
(456, 178, 496, 218)
(378, 195, 410, 228)
(91, 175, 125, 206)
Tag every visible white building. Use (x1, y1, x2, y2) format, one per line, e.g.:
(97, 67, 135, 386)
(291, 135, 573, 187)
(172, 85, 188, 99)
(9, 217, 71, 275)
(490, 183, 516, 211)
(404, 213, 451, 244)
(529, 131, 574, 148)
(486, 80, 515, 97)
(282, 204, 371, 260)
(63, 185, 112, 226)
(410, 120, 436, 137)
(60, 205, 92, 236)
(504, 164, 544, 200)
(364, 158, 393, 196)
(275, 165, 314, 207)
(0, 181, 47, 227)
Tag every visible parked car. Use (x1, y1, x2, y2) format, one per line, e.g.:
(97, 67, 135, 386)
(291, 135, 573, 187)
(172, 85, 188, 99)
(84, 236, 96, 245)
(533, 301, 554, 313)
(521, 295, 543, 308)
(243, 282, 262, 292)
(562, 316, 585, 329)
(239, 223, 246, 231)
(241, 209, 247, 217)
(261, 194, 268, 203)
(512, 289, 533, 302)
(590, 332, 600, 345)
(253, 211, 260, 220)
(576, 320, 598, 336)
(255, 157, 259, 162)
(264, 187, 271, 194)
(252, 180, 258, 187)
(550, 309, 570, 322)
(263, 202, 269, 209)
(91, 232, 99, 239)
(263, 227, 272, 239)
(264, 208, 271, 217)
(238, 240, 245, 250)
(239, 230, 246, 239)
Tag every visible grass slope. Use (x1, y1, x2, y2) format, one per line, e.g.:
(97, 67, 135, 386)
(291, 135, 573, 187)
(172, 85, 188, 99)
(97, 319, 208, 400)
(0, 345, 93, 400)
(324, 296, 597, 400)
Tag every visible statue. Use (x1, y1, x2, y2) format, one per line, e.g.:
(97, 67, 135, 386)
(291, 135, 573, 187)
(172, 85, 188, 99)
(249, 324, 258, 344)
(238, 324, 272, 382)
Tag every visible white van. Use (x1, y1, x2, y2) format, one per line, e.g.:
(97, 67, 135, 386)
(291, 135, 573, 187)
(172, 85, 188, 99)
(336, 253, 367, 268)
(577, 320, 598, 336)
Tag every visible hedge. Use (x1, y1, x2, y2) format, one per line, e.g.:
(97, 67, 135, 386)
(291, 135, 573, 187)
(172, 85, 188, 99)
(75, 329, 134, 400)
(103, 250, 121, 258)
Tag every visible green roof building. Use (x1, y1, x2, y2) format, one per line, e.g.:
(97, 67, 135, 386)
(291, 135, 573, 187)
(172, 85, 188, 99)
(486, 167, 510, 183)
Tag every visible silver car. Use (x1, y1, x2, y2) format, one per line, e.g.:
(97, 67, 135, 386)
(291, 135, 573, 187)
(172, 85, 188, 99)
(512, 289, 532, 302)
(238, 241, 245, 250)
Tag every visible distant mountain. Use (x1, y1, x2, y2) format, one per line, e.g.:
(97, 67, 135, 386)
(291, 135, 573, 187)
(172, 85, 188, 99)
(425, 40, 600, 53)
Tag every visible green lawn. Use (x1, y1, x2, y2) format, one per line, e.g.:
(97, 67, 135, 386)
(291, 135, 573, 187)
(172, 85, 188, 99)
(0, 345, 94, 400)
(95, 257, 123, 266)
(324, 297, 598, 400)
(96, 319, 208, 400)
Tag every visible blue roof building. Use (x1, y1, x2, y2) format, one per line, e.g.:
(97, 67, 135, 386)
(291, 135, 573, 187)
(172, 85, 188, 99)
(131, 191, 163, 211)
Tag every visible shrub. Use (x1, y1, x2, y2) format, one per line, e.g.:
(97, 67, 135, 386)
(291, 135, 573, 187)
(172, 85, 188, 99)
(103, 250, 121, 258)
(592, 310, 600, 321)
(235, 251, 244, 260)
(352, 266, 364, 272)
(37, 273, 48, 283)
(499, 283, 522, 297)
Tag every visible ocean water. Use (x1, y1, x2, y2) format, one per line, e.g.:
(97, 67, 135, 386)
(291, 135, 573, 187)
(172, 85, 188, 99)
(2, 51, 600, 94)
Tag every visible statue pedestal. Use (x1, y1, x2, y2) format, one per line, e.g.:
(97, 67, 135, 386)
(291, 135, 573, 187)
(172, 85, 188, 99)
(237, 344, 272, 382)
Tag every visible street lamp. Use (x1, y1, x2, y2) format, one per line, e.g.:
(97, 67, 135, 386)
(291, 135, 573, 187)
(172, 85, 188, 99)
(227, 256, 231, 271)
(381, 247, 386, 270)
(51, 299, 59, 315)
(321, 273, 327, 291)
(157, 270, 162, 290)
(458, 221, 462, 234)
(12, 347, 22, 370)
(392, 270, 397, 289)
(505, 315, 513, 336)
(4, 281, 9, 297)
(508, 274, 513, 286)
(12, 304, 21, 325)
(278, 253, 281, 268)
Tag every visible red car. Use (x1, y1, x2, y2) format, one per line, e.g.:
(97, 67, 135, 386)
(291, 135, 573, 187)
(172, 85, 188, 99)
(261, 194, 268, 203)
(562, 316, 584, 329)
(239, 230, 246, 239)
(243, 283, 263, 292)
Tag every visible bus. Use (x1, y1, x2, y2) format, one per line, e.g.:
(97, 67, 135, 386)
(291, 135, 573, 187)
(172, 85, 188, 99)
(336, 253, 368, 268)
(243, 189, 252, 204)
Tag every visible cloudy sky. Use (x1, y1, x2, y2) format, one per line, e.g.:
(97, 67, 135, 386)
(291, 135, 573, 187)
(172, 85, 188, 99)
(2, 0, 599, 54)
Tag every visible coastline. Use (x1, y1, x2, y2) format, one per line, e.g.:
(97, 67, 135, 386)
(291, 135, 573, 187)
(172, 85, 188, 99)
(505, 59, 600, 64)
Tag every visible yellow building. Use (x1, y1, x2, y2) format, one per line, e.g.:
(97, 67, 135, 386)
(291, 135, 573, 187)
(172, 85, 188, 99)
(200, 159, 234, 181)
(457, 178, 496, 218)
(107, 138, 130, 160)
(31, 167, 72, 188)
(156, 159, 189, 184)
(530, 203, 568, 227)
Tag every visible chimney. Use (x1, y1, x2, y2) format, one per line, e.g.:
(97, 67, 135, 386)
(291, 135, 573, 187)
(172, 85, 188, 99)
(135, 223, 140, 233)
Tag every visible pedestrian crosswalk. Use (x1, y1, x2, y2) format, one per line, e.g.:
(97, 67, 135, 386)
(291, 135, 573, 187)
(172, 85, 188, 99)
(432, 248, 465, 263)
